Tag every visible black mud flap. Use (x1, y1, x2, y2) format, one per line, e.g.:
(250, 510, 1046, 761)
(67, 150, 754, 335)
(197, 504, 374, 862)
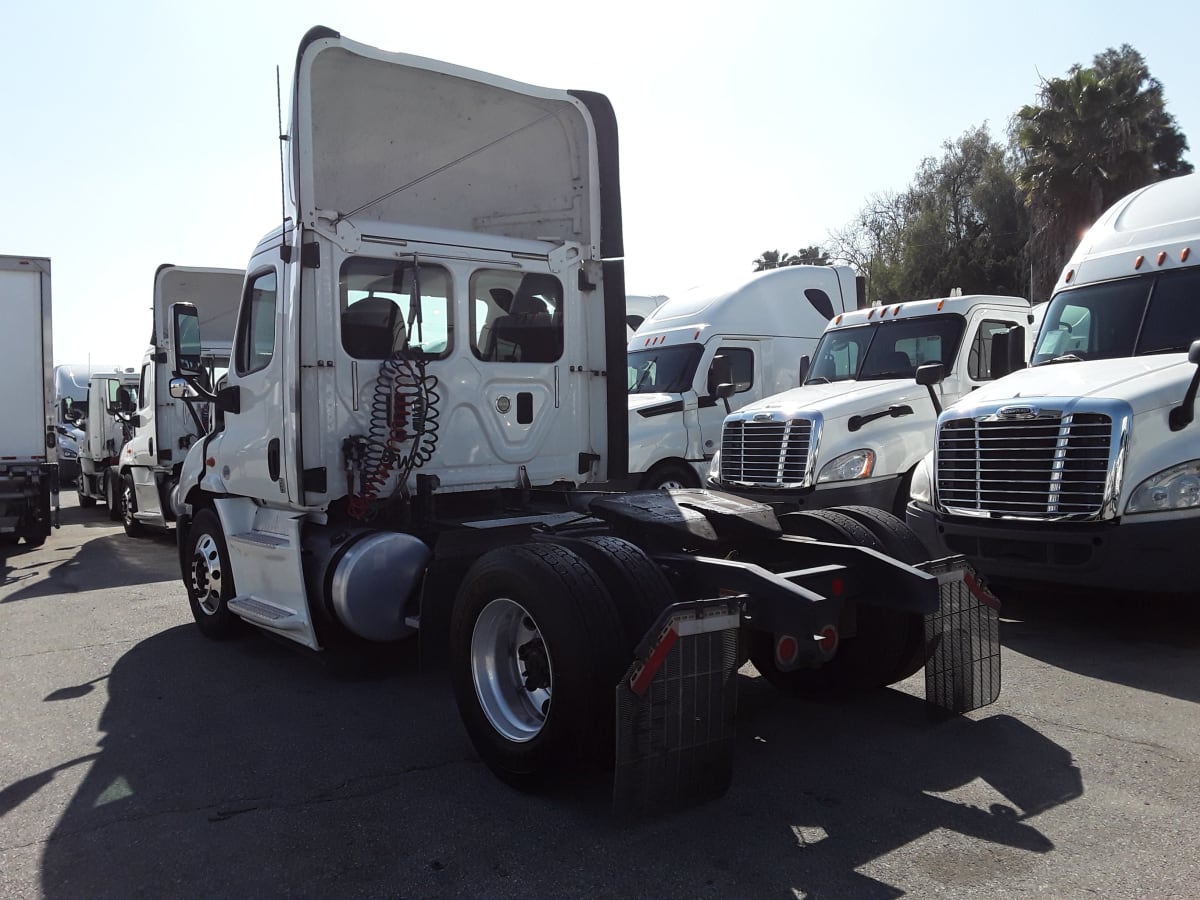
(919, 557, 1001, 714)
(613, 600, 741, 818)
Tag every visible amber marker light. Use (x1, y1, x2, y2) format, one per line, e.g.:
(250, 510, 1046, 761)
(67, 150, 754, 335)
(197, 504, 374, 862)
(1065, 269, 1074, 283)
(1183, 248, 1192, 262)
(1134, 255, 1145, 270)
(1157, 252, 1167, 266)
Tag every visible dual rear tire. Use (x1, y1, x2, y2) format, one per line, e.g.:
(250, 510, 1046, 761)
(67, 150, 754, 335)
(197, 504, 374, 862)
(751, 507, 929, 696)
(450, 539, 674, 789)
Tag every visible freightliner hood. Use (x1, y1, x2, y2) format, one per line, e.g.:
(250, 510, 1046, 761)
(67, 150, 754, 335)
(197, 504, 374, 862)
(947, 356, 1194, 417)
(291, 27, 619, 258)
(740, 378, 934, 420)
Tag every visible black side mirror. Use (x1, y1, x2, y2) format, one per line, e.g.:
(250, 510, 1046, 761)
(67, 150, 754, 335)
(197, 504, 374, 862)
(707, 354, 734, 397)
(799, 355, 811, 383)
(715, 382, 735, 414)
(171, 302, 203, 377)
(915, 362, 946, 415)
(1169, 339, 1200, 431)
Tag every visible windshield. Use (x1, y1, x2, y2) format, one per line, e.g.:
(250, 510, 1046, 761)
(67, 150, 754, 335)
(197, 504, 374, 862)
(806, 314, 966, 383)
(1033, 268, 1200, 365)
(628, 344, 703, 394)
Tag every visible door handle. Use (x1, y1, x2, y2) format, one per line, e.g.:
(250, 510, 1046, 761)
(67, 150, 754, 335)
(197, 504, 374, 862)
(268, 438, 280, 481)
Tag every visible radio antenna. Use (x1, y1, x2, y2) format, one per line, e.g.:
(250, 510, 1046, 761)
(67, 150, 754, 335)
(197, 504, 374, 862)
(276, 65, 290, 260)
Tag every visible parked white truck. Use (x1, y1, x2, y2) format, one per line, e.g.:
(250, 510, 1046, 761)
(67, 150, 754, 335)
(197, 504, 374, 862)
(116, 264, 243, 536)
(908, 173, 1200, 591)
(708, 294, 1036, 514)
(165, 28, 999, 812)
(628, 265, 864, 489)
(0, 255, 57, 548)
(74, 370, 140, 515)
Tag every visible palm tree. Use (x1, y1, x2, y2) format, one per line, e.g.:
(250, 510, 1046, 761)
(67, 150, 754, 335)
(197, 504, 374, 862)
(1012, 45, 1192, 298)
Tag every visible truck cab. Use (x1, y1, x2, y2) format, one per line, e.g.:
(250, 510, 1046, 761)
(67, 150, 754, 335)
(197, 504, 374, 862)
(908, 173, 1200, 591)
(627, 266, 862, 489)
(52, 364, 119, 483)
(709, 294, 1034, 513)
(117, 265, 242, 535)
(75, 370, 139, 514)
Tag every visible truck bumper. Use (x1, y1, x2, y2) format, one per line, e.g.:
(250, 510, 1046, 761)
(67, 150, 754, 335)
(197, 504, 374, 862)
(906, 502, 1200, 592)
(707, 474, 903, 513)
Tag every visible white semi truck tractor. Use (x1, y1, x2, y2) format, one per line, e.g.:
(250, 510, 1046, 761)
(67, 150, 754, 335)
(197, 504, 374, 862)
(74, 370, 140, 515)
(167, 27, 1001, 813)
(908, 173, 1200, 591)
(116, 265, 242, 536)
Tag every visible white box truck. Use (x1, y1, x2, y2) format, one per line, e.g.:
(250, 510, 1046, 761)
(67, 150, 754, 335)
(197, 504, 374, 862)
(164, 28, 999, 812)
(627, 265, 863, 489)
(908, 173, 1200, 591)
(74, 370, 140, 515)
(115, 265, 243, 535)
(708, 294, 1036, 514)
(0, 255, 57, 548)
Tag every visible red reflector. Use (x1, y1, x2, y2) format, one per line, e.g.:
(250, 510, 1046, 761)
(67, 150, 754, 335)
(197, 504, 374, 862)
(630, 627, 678, 695)
(818, 626, 838, 653)
(776, 635, 798, 665)
(830, 576, 844, 597)
(206, 457, 216, 467)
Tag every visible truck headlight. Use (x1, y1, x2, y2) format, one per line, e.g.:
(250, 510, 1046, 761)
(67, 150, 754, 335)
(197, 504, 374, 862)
(817, 449, 875, 483)
(908, 451, 934, 508)
(56, 436, 78, 459)
(1126, 460, 1200, 514)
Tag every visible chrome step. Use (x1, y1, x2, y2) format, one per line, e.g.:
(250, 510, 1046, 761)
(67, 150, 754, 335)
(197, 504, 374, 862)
(228, 595, 303, 630)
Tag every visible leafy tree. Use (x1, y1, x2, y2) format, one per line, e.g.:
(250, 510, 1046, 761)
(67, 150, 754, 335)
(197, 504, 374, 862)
(1012, 45, 1193, 298)
(827, 126, 1026, 304)
(752, 245, 830, 271)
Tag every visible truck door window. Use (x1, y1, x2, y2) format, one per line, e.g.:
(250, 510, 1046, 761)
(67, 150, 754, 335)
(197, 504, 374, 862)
(469, 270, 563, 363)
(340, 258, 451, 359)
(967, 320, 1019, 380)
(709, 348, 754, 393)
(138, 364, 150, 409)
(234, 270, 278, 375)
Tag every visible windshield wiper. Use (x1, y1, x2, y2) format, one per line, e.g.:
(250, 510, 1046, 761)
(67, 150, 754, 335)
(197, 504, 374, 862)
(805, 376, 830, 385)
(1039, 354, 1086, 365)
(862, 370, 910, 380)
(1139, 346, 1191, 356)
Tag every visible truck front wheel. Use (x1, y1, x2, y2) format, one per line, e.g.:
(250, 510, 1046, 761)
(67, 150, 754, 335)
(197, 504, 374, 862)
(77, 474, 97, 508)
(184, 509, 241, 639)
(450, 543, 626, 789)
(121, 475, 144, 537)
(105, 470, 122, 521)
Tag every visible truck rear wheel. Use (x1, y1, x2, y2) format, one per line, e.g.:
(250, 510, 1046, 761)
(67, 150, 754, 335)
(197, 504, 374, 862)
(185, 509, 241, 639)
(450, 543, 626, 789)
(121, 474, 144, 537)
(753, 508, 923, 696)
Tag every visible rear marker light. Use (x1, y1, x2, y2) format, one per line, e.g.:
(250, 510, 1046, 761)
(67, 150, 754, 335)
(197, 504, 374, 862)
(775, 635, 799, 666)
(817, 626, 838, 653)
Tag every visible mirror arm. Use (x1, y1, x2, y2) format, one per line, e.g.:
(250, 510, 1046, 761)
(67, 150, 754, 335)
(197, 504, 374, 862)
(924, 384, 942, 416)
(1169, 368, 1200, 431)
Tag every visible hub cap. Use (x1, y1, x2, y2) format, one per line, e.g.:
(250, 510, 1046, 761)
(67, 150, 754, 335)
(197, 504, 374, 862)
(191, 534, 223, 615)
(470, 598, 552, 742)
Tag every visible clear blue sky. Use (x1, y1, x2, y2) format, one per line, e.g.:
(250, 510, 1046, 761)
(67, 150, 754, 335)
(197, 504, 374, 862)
(2, 0, 1196, 367)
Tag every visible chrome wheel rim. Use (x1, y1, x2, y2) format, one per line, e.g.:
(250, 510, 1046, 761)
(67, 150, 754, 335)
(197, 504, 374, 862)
(191, 533, 223, 615)
(122, 483, 135, 526)
(470, 598, 552, 742)
(657, 478, 687, 490)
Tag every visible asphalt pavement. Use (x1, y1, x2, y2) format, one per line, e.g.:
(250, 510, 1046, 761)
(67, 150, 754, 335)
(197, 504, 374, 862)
(2, 494, 1198, 898)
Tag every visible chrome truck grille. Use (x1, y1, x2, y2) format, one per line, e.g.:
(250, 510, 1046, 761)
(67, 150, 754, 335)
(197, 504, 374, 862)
(719, 416, 817, 488)
(935, 404, 1124, 520)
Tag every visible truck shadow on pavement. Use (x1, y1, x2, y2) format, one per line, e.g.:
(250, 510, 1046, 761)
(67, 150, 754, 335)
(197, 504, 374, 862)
(1, 531, 178, 602)
(30, 625, 1083, 899)
(997, 581, 1200, 703)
